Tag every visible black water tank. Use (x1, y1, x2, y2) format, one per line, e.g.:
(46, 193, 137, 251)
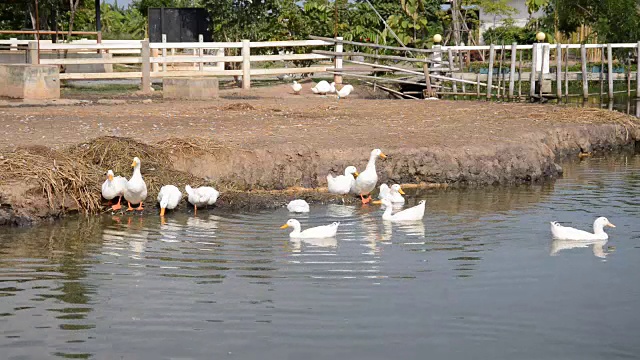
(148, 8, 211, 43)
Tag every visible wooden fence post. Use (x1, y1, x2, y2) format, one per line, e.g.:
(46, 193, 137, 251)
(28, 41, 38, 64)
(580, 44, 588, 99)
(530, 43, 538, 98)
(198, 34, 204, 72)
(10, 37, 17, 51)
(423, 64, 433, 98)
(152, 48, 159, 72)
(334, 37, 343, 85)
(448, 48, 457, 97)
(637, 41, 640, 98)
(242, 39, 251, 90)
(141, 39, 151, 94)
(508, 42, 516, 99)
(607, 43, 613, 99)
(161, 34, 167, 72)
(486, 43, 495, 100)
(556, 43, 562, 100)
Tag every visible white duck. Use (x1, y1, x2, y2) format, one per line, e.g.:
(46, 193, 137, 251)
(374, 184, 405, 205)
(327, 165, 359, 195)
(124, 157, 148, 211)
(550, 217, 615, 241)
(101, 169, 127, 211)
(291, 80, 302, 94)
(287, 199, 310, 213)
(280, 219, 339, 239)
(185, 185, 219, 215)
(353, 148, 386, 204)
(312, 80, 333, 95)
(157, 185, 182, 217)
(337, 84, 354, 98)
(380, 199, 426, 222)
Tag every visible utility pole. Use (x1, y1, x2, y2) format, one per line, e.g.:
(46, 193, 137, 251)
(451, 0, 461, 46)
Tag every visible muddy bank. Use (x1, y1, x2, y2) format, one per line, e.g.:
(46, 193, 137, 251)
(1, 97, 640, 226)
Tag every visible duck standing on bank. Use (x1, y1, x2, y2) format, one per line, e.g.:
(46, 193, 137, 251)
(291, 80, 302, 94)
(353, 149, 386, 204)
(124, 157, 147, 211)
(185, 185, 219, 215)
(101, 169, 127, 211)
(327, 165, 359, 195)
(157, 185, 182, 217)
(550, 217, 615, 241)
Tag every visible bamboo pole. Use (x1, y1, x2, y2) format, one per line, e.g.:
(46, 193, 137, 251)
(581, 44, 588, 99)
(242, 39, 250, 89)
(627, 57, 631, 98)
(161, 34, 167, 72)
(530, 43, 538, 98)
(607, 43, 613, 99)
(313, 50, 439, 64)
(556, 43, 562, 100)
(487, 44, 495, 100)
(476, 73, 481, 97)
(364, 81, 419, 99)
(141, 39, 151, 94)
(509, 42, 516, 99)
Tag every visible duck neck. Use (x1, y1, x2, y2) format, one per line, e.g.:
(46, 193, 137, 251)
(366, 153, 378, 171)
(382, 205, 393, 220)
(593, 223, 606, 235)
(132, 165, 142, 179)
(290, 223, 302, 235)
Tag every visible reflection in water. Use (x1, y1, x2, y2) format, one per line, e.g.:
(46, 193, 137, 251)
(550, 239, 609, 259)
(0, 155, 639, 359)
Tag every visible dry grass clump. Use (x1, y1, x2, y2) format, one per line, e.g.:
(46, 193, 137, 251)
(0, 146, 102, 214)
(67, 136, 205, 207)
(156, 137, 230, 158)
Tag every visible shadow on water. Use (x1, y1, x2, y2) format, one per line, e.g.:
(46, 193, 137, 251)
(0, 154, 639, 359)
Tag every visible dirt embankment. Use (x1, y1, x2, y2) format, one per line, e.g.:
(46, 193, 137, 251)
(0, 96, 639, 226)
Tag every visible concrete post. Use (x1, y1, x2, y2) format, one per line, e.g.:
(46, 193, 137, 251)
(10, 38, 17, 51)
(162, 34, 167, 72)
(242, 39, 250, 90)
(141, 39, 151, 94)
(28, 41, 38, 65)
(334, 36, 343, 85)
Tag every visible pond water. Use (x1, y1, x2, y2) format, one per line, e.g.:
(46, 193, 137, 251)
(1, 155, 639, 360)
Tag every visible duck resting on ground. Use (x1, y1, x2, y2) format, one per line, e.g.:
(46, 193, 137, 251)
(550, 217, 615, 241)
(280, 219, 340, 239)
(124, 157, 148, 211)
(101, 169, 127, 211)
(327, 165, 359, 195)
(157, 185, 182, 217)
(185, 185, 219, 215)
(353, 148, 386, 204)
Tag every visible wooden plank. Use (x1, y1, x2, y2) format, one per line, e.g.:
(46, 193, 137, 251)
(564, 47, 569, 98)
(41, 57, 142, 65)
(486, 44, 495, 100)
(607, 43, 613, 99)
(509, 42, 517, 99)
(556, 43, 562, 99)
(250, 53, 331, 62)
(250, 66, 328, 75)
(540, 44, 548, 99)
(151, 55, 242, 63)
(39, 43, 141, 50)
(581, 44, 588, 99)
(151, 70, 242, 77)
(530, 43, 538, 97)
(242, 40, 251, 89)
(325, 71, 438, 87)
(599, 44, 604, 97)
(310, 35, 432, 54)
(60, 72, 142, 80)
(313, 50, 442, 64)
(150, 42, 242, 49)
(250, 39, 333, 48)
(141, 39, 151, 94)
(0, 30, 98, 35)
(497, 44, 505, 99)
(518, 49, 523, 97)
(448, 49, 457, 97)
